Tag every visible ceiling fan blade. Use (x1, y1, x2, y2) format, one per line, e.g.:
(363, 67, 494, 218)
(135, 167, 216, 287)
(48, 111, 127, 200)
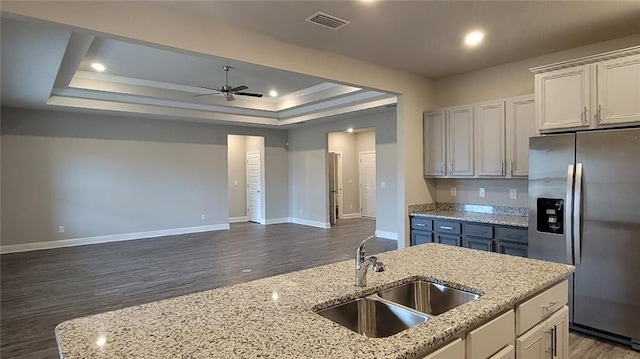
(197, 85, 220, 91)
(235, 92, 263, 98)
(230, 85, 248, 92)
(193, 93, 216, 97)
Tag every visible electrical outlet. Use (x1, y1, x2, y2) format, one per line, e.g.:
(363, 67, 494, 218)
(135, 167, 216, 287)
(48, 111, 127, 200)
(58, 226, 65, 233)
(201, 214, 206, 220)
(479, 188, 485, 198)
(349, 179, 352, 184)
(510, 189, 518, 200)
(300, 209, 304, 214)
(380, 182, 386, 189)
(450, 187, 457, 197)
(233, 180, 238, 186)
(349, 204, 353, 209)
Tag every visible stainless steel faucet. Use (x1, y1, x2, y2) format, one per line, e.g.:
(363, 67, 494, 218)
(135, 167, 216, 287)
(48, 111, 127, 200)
(355, 235, 386, 287)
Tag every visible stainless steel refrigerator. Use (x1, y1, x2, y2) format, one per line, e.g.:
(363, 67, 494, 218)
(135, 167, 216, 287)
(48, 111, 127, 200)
(528, 127, 640, 350)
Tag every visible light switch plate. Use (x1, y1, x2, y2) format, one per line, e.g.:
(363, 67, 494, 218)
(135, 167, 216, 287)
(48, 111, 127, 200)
(450, 187, 457, 197)
(479, 188, 485, 198)
(510, 189, 518, 199)
(380, 182, 386, 189)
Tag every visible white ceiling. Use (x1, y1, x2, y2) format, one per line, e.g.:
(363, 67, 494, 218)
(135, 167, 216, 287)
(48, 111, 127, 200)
(0, 17, 396, 128)
(163, 1, 640, 78)
(2, 1, 640, 127)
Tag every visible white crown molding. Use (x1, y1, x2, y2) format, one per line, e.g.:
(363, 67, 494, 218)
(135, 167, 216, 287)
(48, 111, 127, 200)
(530, 45, 640, 73)
(279, 96, 397, 126)
(0, 224, 230, 254)
(279, 90, 387, 119)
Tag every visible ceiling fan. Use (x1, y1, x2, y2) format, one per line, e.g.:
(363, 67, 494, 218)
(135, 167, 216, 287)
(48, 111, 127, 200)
(195, 65, 263, 101)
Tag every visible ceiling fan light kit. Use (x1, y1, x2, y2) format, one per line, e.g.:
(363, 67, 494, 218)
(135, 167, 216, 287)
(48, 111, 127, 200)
(195, 65, 263, 101)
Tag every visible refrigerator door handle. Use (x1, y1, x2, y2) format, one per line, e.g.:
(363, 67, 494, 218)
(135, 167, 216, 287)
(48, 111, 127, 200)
(566, 164, 575, 264)
(574, 163, 583, 265)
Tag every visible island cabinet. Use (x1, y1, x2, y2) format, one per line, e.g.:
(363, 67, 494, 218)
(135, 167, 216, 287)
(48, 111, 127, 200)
(532, 46, 640, 133)
(418, 281, 568, 359)
(410, 217, 528, 258)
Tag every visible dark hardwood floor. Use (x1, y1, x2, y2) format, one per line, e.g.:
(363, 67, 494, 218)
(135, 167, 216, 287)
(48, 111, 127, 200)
(1, 219, 395, 358)
(2, 219, 638, 358)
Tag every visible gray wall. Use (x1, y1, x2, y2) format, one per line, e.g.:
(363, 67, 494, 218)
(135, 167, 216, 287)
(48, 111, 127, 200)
(288, 110, 397, 235)
(1, 108, 289, 246)
(227, 135, 247, 218)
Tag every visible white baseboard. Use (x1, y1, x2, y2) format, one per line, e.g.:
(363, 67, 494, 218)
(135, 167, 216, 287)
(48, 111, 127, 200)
(229, 216, 248, 223)
(289, 217, 331, 229)
(264, 217, 289, 225)
(341, 213, 362, 219)
(0, 224, 230, 254)
(375, 230, 398, 240)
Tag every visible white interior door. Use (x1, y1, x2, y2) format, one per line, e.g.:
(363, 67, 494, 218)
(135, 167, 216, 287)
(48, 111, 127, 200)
(359, 152, 376, 218)
(246, 151, 262, 223)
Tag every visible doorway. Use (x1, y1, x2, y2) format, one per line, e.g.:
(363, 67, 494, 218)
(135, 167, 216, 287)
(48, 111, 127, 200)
(227, 135, 265, 224)
(327, 128, 376, 225)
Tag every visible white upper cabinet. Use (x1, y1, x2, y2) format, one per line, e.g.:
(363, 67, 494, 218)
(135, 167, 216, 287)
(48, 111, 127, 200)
(535, 64, 593, 131)
(532, 46, 640, 132)
(448, 106, 474, 176)
(475, 101, 506, 177)
(597, 54, 640, 126)
(423, 110, 447, 177)
(506, 95, 536, 177)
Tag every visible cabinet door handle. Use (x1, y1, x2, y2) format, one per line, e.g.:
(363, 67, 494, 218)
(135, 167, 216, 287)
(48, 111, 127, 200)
(441, 162, 445, 174)
(582, 106, 588, 124)
(440, 226, 454, 230)
(598, 104, 603, 123)
(553, 325, 558, 357)
(448, 162, 453, 174)
(415, 223, 426, 227)
(542, 301, 559, 312)
(499, 244, 505, 253)
(510, 161, 514, 177)
(500, 161, 504, 176)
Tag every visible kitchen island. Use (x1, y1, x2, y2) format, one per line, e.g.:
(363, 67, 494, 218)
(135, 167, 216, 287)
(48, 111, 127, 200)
(55, 243, 574, 358)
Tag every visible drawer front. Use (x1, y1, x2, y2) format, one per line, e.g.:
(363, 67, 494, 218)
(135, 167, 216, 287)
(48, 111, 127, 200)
(435, 220, 462, 234)
(436, 234, 461, 247)
(496, 226, 528, 243)
(464, 223, 494, 239)
(420, 338, 465, 359)
(464, 236, 494, 252)
(411, 217, 433, 231)
(467, 310, 515, 359)
(411, 231, 433, 246)
(516, 280, 568, 335)
(498, 240, 528, 258)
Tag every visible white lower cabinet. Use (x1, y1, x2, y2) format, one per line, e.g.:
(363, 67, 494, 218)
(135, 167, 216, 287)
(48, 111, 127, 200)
(516, 306, 569, 359)
(490, 344, 515, 359)
(420, 338, 465, 359)
(467, 310, 514, 359)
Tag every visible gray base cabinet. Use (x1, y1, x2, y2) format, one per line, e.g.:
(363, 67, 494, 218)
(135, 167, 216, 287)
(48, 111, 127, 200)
(410, 216, 528, 257)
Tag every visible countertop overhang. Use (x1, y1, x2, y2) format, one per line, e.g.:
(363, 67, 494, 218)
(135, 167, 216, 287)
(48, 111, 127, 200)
(55, 243, 573, 358)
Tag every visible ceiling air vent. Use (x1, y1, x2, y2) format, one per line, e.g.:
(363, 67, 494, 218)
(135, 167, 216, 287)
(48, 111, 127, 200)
(305, 12, 350, 30)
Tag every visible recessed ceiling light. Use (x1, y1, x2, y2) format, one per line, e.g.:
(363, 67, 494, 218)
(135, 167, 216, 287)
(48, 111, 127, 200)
(347, 128, 354, 133)
(91, 62, 106, 72)
(269, 90, 278, 97)
(464, 31, 485, 47)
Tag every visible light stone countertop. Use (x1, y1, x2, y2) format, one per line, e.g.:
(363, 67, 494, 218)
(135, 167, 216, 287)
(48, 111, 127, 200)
(410, 210, 529, 228)
(55, 244, 573, 359)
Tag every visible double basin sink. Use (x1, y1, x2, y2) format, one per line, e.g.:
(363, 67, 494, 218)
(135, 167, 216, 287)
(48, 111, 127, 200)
(315, 280, 480, 338)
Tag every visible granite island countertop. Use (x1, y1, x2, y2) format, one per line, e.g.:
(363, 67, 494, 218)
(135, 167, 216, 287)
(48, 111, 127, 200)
(55, 244, 573, 359)
(410, 208, 529, 228)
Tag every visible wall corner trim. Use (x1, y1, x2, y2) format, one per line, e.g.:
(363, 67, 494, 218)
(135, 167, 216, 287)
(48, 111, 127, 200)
(288, 218, 331, 229)
(375, 230, 398, 241)
(0, 224, 230, 254)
